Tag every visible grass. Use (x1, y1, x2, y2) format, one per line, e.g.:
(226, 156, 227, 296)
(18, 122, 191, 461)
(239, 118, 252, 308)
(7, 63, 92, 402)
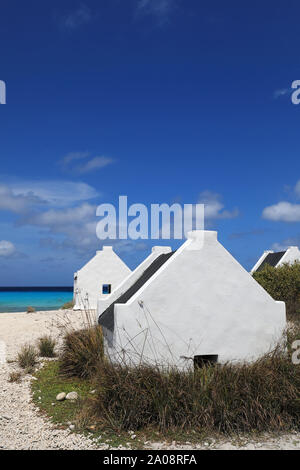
(27, 306, 36, 313)
(32, 361, 92, 426)
(8, 371, 22, 383)
(17, 344, 38, 370)
(86, 351, 300, 434)
(59, 325, 104, 379)
(37, 336, 56, 358)
(31, 320, 300, 447)
(31, 361, 210, 448)
(61, 301, 74, 310)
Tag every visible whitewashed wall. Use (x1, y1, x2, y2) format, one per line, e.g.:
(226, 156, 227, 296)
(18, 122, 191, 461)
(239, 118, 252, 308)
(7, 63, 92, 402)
(98, 246, 172, 316)
(279, 246, 300, 266)
(106, 231, 286, 367)
(74, 246, 131, 310)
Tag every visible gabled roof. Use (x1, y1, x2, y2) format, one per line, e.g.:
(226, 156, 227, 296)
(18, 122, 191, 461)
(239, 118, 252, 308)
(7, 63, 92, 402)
(256, 251, 286, 272)
(99, 251, 174, 332)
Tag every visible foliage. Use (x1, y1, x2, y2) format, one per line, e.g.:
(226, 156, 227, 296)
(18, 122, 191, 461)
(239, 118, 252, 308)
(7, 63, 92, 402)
(37, 336, 56, 358)
(17, 344, 38, 369)
(253, 262, 300, 320)
(59, 325, 104, 379)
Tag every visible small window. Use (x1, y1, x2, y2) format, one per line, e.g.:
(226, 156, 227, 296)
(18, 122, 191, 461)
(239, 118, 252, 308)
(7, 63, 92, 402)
(194, 355, 218, 369)
(102, 284, 111, 295)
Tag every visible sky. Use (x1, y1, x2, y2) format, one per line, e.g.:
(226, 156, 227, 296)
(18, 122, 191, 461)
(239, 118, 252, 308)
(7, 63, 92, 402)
(0, 0, 300, 285)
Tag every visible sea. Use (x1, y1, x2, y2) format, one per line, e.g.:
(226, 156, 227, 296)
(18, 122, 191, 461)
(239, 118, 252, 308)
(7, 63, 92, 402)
(0, 287, 73, 313)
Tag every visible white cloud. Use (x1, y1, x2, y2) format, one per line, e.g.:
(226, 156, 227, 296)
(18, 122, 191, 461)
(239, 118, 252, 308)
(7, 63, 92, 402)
(0, 240, 16, 257)
(0, 184, 41, 213)
(136, 0, 176, 24)
(23, 203, 99, 256)
(0, 180, 99, 211)
(60, 4, 92, 30)
(60, 152, 114, 175)
(262, 201, 300, 222)
(198, 191, 239, 220)
(24, 203, 96, 230)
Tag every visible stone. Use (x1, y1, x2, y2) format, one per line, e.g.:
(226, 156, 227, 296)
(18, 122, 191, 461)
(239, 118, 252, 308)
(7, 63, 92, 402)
(66, 392, 78, 401)
(56, 392, 66, 401)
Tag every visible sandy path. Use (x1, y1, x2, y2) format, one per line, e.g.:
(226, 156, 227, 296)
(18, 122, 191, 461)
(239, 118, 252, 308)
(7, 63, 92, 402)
(1, 310, 300, 450)
(0, 309, 108, 450)
(0, 309, 94, 361)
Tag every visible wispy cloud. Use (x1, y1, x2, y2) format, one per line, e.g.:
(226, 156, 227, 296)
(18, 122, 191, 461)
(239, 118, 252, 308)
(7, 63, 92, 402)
(198, 190, 239, 221)
(271, 237, 300, 252)
(229, 229, 266, 240)
(60, 152, 114, 175)
(60, 4, 92, 31)
(0, 180, 99, 212)
(136, 0, 177, 25)
(273, 88, 291, 99)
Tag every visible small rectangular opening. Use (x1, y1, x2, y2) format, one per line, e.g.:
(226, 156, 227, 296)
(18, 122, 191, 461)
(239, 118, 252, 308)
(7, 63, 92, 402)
(102, 284, 111, 295)
(194, 355, 218, 369)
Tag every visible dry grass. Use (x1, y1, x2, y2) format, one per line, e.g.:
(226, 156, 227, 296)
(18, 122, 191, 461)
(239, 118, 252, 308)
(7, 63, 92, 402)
(37, 336, 56, 358)
(26, 306, 35, 313)
(8, 371, 22, 383)
(17, 344, 38, 370)
(59, 319, 104, 379)
(61, 300, 75, 310)
(56, 305, 300, 436)
(79, 348, 299, 434)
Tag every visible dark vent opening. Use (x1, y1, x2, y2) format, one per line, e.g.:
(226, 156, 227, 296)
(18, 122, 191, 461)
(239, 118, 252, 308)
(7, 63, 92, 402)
(194, 355, 218, 369)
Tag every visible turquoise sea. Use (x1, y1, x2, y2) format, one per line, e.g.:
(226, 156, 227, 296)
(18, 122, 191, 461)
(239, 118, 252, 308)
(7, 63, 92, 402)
(0, 287, 73, 313)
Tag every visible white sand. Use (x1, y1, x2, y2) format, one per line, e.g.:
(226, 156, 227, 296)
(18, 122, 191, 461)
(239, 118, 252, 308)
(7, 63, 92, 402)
(0, 309, 95, 361)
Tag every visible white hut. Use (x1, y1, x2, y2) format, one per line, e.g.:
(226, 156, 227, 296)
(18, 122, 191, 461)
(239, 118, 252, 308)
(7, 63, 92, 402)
(98, 231, 286, 368)
(74, 246, 131, 310)
(251, 246, 300, 273)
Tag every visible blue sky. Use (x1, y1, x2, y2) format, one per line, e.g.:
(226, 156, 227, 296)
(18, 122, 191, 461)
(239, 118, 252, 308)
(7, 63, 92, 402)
(1, 0, 300, 285)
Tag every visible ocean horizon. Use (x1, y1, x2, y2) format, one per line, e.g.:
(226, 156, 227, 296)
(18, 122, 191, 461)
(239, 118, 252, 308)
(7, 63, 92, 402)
(0, 287, 73, 313)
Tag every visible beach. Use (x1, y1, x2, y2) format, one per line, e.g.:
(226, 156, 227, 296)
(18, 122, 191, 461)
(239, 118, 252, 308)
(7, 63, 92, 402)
(0, 309, 91, 360)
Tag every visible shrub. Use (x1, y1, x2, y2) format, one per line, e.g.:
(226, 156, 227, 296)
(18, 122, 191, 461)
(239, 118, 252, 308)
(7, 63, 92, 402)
(253, 262, 300, 320)
(27, 306, 36, 313)
(88, 347, 300, 434)
(60, 325, 104, 379)
(61, 300, 75, 310)
(37, 336, 56, 358)
(8, 371, 22, 383)
(17, 344, 38, 370)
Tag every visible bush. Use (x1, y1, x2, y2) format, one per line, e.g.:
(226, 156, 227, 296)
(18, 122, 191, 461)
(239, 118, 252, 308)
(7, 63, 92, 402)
(27, 306, 36, 313)
(37, 336, 56, 358)
(8, 371, 22, 383)
(17, 344, 38, 370)
(89, 347, 300, 434)
(253, 262, 300, 320)
(60, 325, 104, 379)
(61, 300, 75, 310)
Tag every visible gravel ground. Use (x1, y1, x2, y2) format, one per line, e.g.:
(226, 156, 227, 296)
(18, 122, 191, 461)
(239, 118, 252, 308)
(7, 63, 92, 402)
(1, 310, 300, 450)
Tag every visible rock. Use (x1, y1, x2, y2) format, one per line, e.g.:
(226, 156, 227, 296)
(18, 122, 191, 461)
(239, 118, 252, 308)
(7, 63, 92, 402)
(69, 425, 75, 430)
(66, 392, 78, 401)
(131, 434, 136, 440)
(56, 392, 66, 401)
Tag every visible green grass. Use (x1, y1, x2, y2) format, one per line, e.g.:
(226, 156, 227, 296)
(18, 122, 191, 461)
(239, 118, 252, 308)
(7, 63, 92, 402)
(32, 361, 92, 426)
(31, 361, 214, 449)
